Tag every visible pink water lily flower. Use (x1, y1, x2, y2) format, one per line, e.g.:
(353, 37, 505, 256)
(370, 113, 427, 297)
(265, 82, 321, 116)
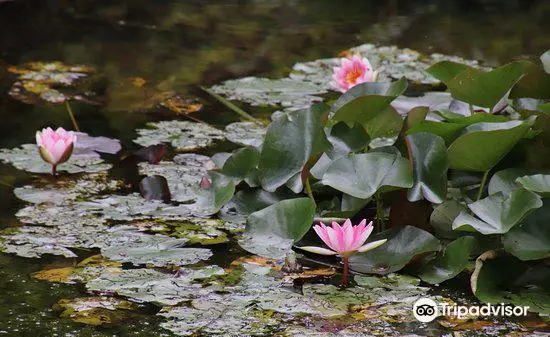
(36, 127, 77, 177)
(298, 219, 387, 287)
(332, 55, 377, 93)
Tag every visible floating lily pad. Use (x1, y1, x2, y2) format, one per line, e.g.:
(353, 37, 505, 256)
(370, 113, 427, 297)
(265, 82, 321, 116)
(54, 296, 139, 326)
(73, 132, 121, 155)
(210, 77, 327, 108)
(8, 61, 95, 104)
(0, 144, 111, 174)
(87, 267, 225, 306)
(150, 218, 241, 245)
(134, 120, 225, 151)
(290, 43, 487, 89)
(224, 122, 266, 148)
(138, 153, 214, 202)
(13, 173, 121, 205)
(101, 227, 212, 267)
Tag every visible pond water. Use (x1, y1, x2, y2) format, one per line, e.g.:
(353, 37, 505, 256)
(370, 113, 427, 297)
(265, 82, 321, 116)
(0, 0, 549, 336)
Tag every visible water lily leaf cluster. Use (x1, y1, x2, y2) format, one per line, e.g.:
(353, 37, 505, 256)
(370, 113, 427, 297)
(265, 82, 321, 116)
(196, 49, 550, 315)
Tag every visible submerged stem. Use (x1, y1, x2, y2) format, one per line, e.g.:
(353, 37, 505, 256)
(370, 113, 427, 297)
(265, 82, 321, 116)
(64, 100, 80, 132)
(477, 170, 489, 201)
(52, 164, 57, 178)
(341, 257, 349, 288)
(200, 86, 260, 123)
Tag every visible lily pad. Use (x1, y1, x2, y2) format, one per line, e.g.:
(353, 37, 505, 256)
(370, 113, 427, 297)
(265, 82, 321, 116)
(349, 226, 440, 275)
(101, 227, 212, 267)
(210, 77, 327, 108)
(415, 236, 477, 284)
(321, 152, 413, 199)
(138, 153, 214, 202)
(502, 202, 550, 261)
(515, 174, 550, 196)
(0, 144, 111, 174)
(54, 296, 139, 326)
(87, 267, 225, 306)
(134, 120, 225, 151)
(239, 198, 315, 258)
(406, 132, 449, 204)
(258, 105, 330, 192)
(452, 189, 543, 235)
(224, 121, 266, 148)
(8, 61, 95, 104)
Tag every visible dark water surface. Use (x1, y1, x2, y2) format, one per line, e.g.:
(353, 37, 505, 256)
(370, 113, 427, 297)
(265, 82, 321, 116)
(0, 0, 549, 335)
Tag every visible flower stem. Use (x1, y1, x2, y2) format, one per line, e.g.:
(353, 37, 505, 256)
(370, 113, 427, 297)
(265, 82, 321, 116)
(64, 100, 80, 132)
(304, 176, 316, 208)
(52, 164, 57, 178)
(341, 257, 349, 288)
(477, 170, 489, 201)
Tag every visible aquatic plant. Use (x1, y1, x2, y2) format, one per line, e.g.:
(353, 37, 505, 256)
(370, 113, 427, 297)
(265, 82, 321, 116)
(35, 127, 77, 177)
(298, 219, 387, 287)
(332, 55, 377, 92)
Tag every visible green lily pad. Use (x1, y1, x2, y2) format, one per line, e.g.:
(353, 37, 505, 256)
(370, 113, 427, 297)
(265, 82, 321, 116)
(290, 43, 487, 87)
(224, 121, 266, 148)
(87, 267, 225, 306)
(8, 61, 95, 104)
(406, 132, 448, 204)
(220, 146, 260, 182)
(426, 61, 474, 84)
(321, 152, 413, 199)
(258, 105, 330, 192)
(239, 198, 315, 258)
(471, 252, 550, 315)
(150, 218, 238, 245)
(515, 174, 550, 196)
(194, 172, 236, 215)
(452, 189, 543, 235)
(138, 153, 214, 202)
(446, 60, 533, 109)
(331, 78, 407, 127)
(54, 296, 139, 326)
(488, 168, 532, 196)
(0, 144, 111, 174)
(210, 77, 327, 108)
(415, 236, 477, 284)
(101, 227, 212, 267)
(13, 173, 121, 205)
(447, 118, 535, 171)
(364, 106, 403, 148)
(326, 122, 370, 158)
(134, 120, 225, 151)
(430, 200, 467, 238)
(349, 226, 440, 275)
(502, 202, 550, 261)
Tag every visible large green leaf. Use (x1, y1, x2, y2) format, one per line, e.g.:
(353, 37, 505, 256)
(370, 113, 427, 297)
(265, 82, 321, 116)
(326, 122, 370, 158)
(195, 172, 236, 215)
(415, 236, 477, 284)
(321, 152, 413, 199)
(238, 198, 315, 258)
(509, 67, 550, 99)
(221, 147, 260, 182)
(502, 202, 550, 261)
(425, 61, 473, 84)
(364, 106, 403, 148)
(446, 61, 533, 108)
(331, 78, 407, 126)
(488, 168, 532, 196)
(447, 118, 535, 171)
(515, 174, 550, 196)
(258, 104, 330, 192)
(452, 189, 543, 235)
(471, 252, 550, 315)
(349, 226, 440, 275)
(407, 114, 509, 145)
(430, 200, 467, 238)
(406, 133, 448, 203)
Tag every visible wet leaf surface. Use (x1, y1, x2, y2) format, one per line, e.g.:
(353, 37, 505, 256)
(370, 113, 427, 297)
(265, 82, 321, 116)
(54, 296, 139, 326)
(134, 120, 225, 151)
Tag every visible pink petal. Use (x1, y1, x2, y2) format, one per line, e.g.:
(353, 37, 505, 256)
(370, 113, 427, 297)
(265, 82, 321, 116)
(357, 239, 387, 253)
(50, 139, 68, 164)
(298, 246, 338, 255)
(35, 131, 43, 147)
(325, 226, 344, 252)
